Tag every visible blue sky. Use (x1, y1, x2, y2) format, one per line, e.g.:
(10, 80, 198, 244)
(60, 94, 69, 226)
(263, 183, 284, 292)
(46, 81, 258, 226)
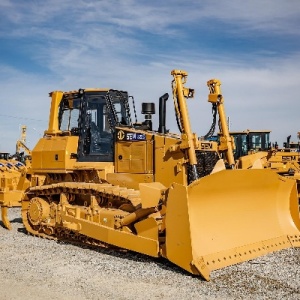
(1, 0, 300, 153)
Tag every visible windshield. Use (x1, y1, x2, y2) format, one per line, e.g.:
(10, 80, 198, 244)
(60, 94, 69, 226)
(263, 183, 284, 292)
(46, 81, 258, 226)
(249, 132, 270, 151)
(58, 89, 131, 162)
(59, 98, 81, 132)
(85, 92, 111, 134)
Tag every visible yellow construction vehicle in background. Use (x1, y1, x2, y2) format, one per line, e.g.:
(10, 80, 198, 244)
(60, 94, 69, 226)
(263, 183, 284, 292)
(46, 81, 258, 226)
(0, 152, 30, 229)
(0, 126, 32, 230)
(230, 130, 300, 199)
(21, 70, 300, 281)
(230, 130, 300, 171)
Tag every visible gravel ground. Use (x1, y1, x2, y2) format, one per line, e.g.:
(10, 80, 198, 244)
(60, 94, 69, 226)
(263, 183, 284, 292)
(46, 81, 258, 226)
(0, 208, 299, 300)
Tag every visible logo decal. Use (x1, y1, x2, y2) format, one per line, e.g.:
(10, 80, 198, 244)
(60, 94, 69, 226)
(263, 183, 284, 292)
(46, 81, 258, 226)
(117, 130, 125, 140)
(117, 129, 146, 141)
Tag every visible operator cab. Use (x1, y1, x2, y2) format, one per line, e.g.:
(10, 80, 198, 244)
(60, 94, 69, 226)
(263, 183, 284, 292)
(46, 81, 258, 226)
(0, 152, 10, 160)
(58, 89, 132, 162)
(229, 130, 271, 160)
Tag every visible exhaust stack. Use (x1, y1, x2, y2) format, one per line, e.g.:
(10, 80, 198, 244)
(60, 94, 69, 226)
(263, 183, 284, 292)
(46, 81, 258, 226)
(158, 93, 169, 134)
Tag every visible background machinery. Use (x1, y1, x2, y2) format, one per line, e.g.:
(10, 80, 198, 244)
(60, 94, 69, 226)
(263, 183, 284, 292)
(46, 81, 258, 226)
(203, 79, 300, 204)
(229, 129, 271, 160)
(203, 79, 300, 175)
(14, 125, 32, 167)
(0, 153, 30, 229)
(0, 126, 32, 229)
(231, 130, 300, 172)
(21, 71, 300, 281)
(232, 130, 300, 201)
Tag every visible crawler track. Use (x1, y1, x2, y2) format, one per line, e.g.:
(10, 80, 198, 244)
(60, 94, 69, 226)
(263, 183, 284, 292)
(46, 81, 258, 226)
(22, 182, 142, 247)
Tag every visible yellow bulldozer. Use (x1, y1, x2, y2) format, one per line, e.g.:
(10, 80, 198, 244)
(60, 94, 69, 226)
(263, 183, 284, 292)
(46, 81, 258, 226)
(233, 131, 300, 201)
(230, 130, 300, 178)
(225, 129, 300, 172)
(0, 152, 30, 229)
(0, 126, 32, 229)
(20, 70, 300, 281)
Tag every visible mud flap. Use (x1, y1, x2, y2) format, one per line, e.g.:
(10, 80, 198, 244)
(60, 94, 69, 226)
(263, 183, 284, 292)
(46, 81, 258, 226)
(165, 169, 300, 281)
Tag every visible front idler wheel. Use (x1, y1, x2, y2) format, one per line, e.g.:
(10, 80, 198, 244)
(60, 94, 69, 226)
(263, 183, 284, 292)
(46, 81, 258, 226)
(27, 197, 51, 226)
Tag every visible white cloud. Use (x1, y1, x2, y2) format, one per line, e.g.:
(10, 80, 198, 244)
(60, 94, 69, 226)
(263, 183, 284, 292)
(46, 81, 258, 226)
(1, 51, 299, 152)
(1, 1, 299, 37)
(0, 1, 299, 153)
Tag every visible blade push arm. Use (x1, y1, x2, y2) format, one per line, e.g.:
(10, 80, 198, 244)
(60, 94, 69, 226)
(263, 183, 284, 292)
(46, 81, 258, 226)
(171, 70, 199, 181)
(207, 79, 235, 168)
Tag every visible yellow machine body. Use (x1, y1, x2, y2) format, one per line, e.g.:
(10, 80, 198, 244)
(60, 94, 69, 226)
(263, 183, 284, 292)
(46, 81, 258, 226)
(227, 129, 300, 201)
(21, 73, 300, 281)
(0, 157, 30, 229)
(0, 125, 32, 229)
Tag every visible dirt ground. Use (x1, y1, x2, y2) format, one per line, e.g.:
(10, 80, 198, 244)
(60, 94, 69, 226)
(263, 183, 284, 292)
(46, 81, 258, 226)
(1, 208, 300, 300)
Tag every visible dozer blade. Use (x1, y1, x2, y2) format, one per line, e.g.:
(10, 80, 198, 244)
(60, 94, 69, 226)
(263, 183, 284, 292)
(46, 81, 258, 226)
(165, 169, 300, 281)
(0, 206, 12, 230)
